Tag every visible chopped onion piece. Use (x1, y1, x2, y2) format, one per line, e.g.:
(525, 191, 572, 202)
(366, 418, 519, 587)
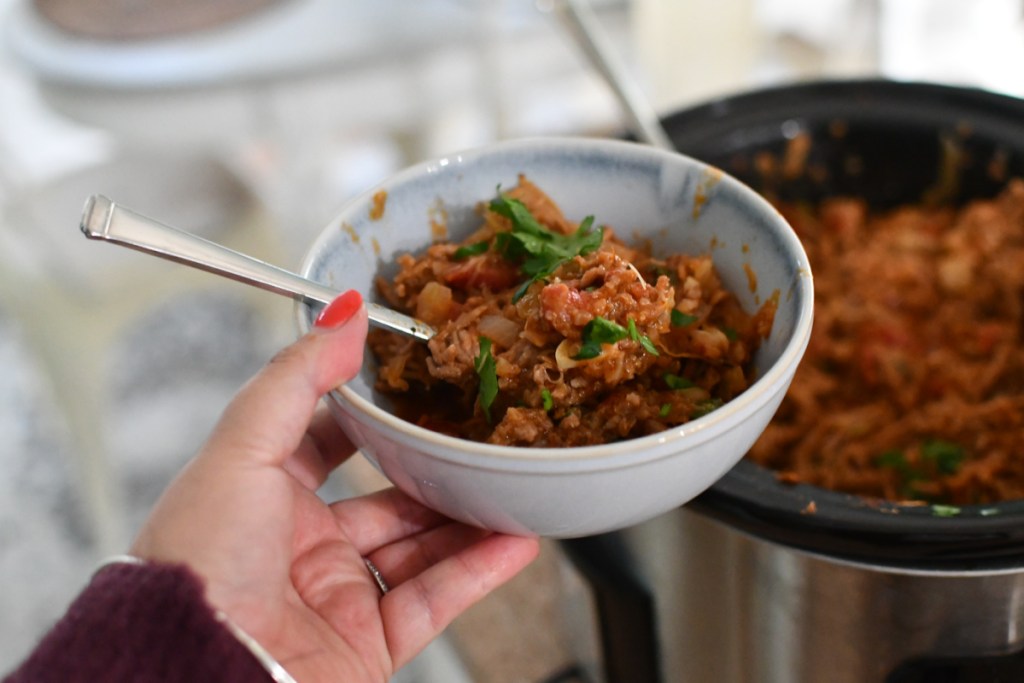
(415, 281, 453, 325)
(555, 339, 582, 370)
(478, 315, 521, 348)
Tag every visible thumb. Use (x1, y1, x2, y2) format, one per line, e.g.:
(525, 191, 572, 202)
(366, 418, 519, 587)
(205, 290, 368, 468)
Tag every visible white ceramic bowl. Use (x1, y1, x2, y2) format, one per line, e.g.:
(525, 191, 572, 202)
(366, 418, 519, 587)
(297, 137, 813, 538)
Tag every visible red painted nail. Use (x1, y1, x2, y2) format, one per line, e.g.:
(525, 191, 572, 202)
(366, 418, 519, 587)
(314, 290, 363, 328)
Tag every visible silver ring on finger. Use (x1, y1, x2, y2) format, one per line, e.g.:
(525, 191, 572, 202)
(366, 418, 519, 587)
(364, 558, 389, 596)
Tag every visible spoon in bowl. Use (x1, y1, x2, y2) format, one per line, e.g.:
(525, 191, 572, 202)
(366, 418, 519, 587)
(79, 195, 436, 342)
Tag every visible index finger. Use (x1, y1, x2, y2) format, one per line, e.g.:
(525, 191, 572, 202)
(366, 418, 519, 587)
(204, 297, 368, 470)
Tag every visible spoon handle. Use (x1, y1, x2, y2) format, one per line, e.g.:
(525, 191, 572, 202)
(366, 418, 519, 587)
(79, 195, 435, 342)
(551, 0, 675, 152)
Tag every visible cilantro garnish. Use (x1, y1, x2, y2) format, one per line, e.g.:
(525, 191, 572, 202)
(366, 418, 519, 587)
(489, 193, 603, 301)
(573, 317, 628, 360)
(573, 317, 660, 360)
(474, 337, 499, 423)
(540, 388, 554, 411)
(671, 310, 698, 327)
(658, 403, 671, 417)
(663, 373, 695, 390)
(877, 439, 967, 500)
(877, 450, 913, 474)
(876, 449, 925, 497)
(722, 326, 738, 341)
(453, 240, 490, 261)
(693, 398, 723, 418)
(879, 440, 965, 478)
(627, 319, 659, 356)
(921, 439, 966, 475)
(931, 504, 961, 518)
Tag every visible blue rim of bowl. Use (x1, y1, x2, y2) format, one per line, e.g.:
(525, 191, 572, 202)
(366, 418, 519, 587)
(296, 137, 814, 473)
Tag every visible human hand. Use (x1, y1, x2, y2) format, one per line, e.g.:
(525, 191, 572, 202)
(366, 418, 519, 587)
(129, 290, 540, 682)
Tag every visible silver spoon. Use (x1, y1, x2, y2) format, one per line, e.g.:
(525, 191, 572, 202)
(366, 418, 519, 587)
(79, 195, 436, 342)
(549, 0, 675, 152)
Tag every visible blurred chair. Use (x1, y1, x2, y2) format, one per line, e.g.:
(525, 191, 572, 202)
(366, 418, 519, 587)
(0, 5, 626, 681)
(2, 0, 496, 241)
(0, 0, 628, 552)
(0, 0, 484, 553)
(0, 151, 280, 553)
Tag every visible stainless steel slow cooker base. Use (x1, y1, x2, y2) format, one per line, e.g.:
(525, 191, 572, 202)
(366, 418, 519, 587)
(564, 508, 1024, 683)
(562, 79, 1024, 683)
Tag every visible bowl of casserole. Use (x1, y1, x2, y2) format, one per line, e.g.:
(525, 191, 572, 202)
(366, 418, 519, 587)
(297, 136, 813, 537)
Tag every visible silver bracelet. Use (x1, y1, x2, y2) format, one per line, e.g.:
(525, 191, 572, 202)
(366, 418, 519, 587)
(215, 610, 299, 683)
(92, 554, 146, 576)
(93, 555, 298, 683)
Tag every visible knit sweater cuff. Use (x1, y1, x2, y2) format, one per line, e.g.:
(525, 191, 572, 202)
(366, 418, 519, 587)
(4, 560, 274, 683)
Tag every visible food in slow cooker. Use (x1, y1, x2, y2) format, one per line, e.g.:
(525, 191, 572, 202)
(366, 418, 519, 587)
(368, 176, 777, 446)
(750, 179, 1024, 505)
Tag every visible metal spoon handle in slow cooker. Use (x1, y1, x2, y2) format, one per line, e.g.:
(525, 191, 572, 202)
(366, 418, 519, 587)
(79, 195, 435, 342)
(550, 0, 675, 152)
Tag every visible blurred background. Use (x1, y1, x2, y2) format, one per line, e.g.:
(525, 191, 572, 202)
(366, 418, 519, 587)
(1, 0, 1023, 681)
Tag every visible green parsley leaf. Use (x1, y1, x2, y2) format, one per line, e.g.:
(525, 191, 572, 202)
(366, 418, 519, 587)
(574, 317, 628, 360)
(722, 326, 738, 341)
(627, 319, 660, 356)
(540, 388, 554, 412)
(663, 373, 695, 390)
(921, 439, 966, 475)
(671, 310, 699, 327)
(693, 398, 723, 418)
(876, 449, 925, 498)
(877, 450, 909, 470)
(659, 403, 672, 417)
(931, 504, 961, 518)
(874, 441, 967, 502)
(453, 240, 490, 261)
(474, 337, 499, 423)
(489, 194, 603, 302)
(490, 194, 549, 254)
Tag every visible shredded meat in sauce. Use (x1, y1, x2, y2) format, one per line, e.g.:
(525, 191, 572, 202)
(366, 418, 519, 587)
(750, 179, 1024, 505)
(369, 176, 776, 446)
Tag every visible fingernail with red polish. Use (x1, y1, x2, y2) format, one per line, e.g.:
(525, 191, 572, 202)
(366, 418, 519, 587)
(314, 290, 363, 329)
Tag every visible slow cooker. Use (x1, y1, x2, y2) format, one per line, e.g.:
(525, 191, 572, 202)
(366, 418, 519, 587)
(561, 80, 1024, 683)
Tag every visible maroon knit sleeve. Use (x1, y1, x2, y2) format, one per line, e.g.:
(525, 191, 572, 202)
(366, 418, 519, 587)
(3, 561, 274, 683)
